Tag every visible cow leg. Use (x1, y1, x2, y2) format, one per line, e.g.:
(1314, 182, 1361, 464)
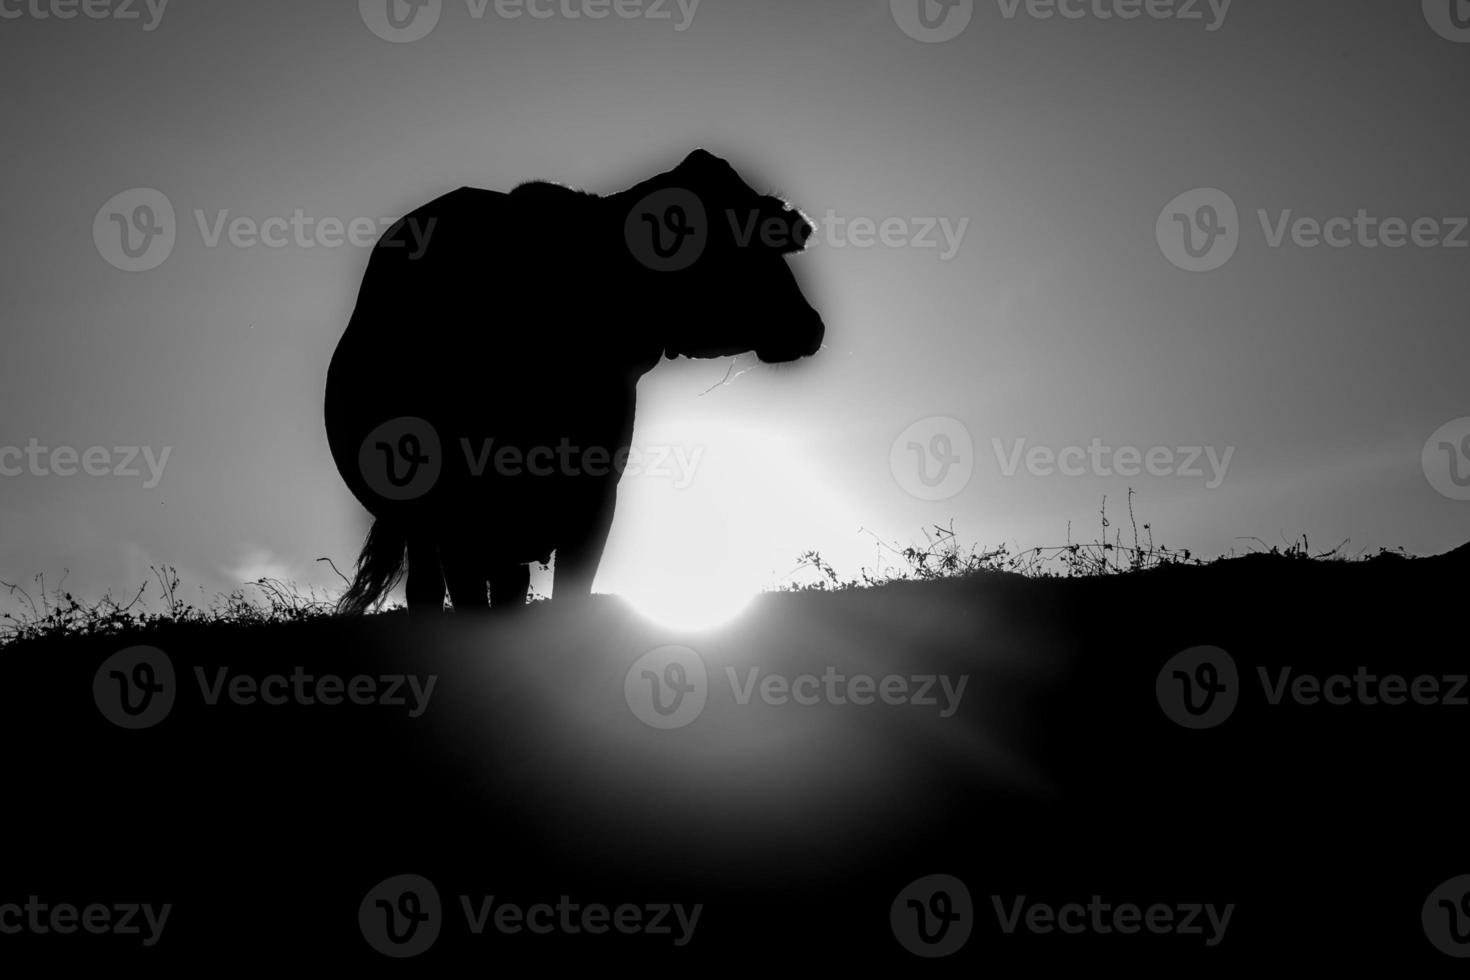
(553, 485, 616, 602)
(405, 535, 445, 616)
(441, 539, 489, 612)
(488, 561, 530, 610)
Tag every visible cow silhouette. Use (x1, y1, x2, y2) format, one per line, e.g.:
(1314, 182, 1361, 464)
(326, 149, 824, 614)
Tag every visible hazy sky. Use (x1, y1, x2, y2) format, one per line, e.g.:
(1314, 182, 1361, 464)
(2, 0, 1467, 614)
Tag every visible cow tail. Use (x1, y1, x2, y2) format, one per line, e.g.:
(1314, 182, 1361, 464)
(337, 517, 408, 615)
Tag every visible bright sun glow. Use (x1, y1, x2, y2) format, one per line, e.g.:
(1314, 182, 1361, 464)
(619, 574, 759, 632)
(593, 412, 855, 632)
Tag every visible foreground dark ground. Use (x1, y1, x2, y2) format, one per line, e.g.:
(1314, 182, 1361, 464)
(4, 543, 1468, 969)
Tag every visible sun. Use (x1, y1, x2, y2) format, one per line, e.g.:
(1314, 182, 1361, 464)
(619, 573, 758, 632)
(593, 413, 857, 632)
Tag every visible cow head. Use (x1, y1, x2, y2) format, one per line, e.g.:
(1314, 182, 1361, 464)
(626, 149, 825, 366)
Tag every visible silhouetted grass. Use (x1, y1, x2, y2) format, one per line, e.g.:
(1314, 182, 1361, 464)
(1, 563, 339, 647)
(1, 491, 1414, 646)
(786, 489, 1411, 591)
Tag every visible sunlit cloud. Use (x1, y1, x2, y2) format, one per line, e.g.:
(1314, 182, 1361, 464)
(222, 546, 296, 585)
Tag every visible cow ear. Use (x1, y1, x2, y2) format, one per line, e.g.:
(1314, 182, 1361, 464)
(677, 148, 735, 178)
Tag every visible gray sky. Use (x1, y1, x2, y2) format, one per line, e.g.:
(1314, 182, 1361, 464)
(2, 0, 1468, 613)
